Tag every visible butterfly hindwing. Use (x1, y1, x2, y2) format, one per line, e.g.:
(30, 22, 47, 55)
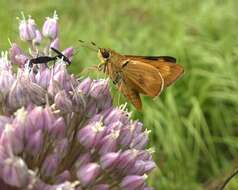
(118, 80, 142, 110)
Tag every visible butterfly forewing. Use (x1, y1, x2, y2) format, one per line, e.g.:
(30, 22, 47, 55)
(125, 55, 183, 87)
(121, 60, 164, 97)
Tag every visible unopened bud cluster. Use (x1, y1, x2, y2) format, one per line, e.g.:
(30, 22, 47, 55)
(0, 13, 156, 190)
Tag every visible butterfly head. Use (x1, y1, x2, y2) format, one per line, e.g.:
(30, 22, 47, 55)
(98, 48, 111, 63)
(97, 48, 112, 72)
(97, 48, 121, 72)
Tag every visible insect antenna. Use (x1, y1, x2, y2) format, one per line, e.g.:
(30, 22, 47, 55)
(80, 65, 98, 75)
(72, 45, 80, 57)
(78, 40, 98, 52)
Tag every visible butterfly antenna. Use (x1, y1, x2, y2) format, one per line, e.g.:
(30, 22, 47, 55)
(78, 40, 98, 52)
(72, 45, 80, 56)
(81, 65, 98, 74)
(90, 41, 97, 47)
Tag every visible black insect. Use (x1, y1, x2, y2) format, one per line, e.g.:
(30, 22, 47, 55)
(29, 47, 71, 67)
(29, 56, 56, 67)
(50, 47, 71, 65)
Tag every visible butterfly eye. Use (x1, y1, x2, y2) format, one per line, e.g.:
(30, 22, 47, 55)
(101, 50, 110, 59)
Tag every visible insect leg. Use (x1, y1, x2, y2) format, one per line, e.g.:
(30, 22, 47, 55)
(112, 72, 122, 85)
(98, 63, 107, 73)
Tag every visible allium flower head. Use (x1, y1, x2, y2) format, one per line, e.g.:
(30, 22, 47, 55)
(0, 13, 156, 190)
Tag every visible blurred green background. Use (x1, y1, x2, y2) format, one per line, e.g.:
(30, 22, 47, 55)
(0, 0, 238, 189)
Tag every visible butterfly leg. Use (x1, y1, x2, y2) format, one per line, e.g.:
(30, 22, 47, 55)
(112, 72, 122, 85)
(98, 63, 107, 73)
(112, 60, 130, 85)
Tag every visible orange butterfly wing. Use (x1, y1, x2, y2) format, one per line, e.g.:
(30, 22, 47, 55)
(121, 60, 164, 97)
(117, 80, 142, 110)
(124, 55, 184, 87)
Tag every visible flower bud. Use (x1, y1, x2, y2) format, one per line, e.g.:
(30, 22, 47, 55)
(133, 122, 143, 133)
(90, 79, 109, 99)
(19, 16, 36, 41)
(33, 30, 42, 45)
(27, 82, 46, 106)
(104, 108, 128, 126)
(0, 51, 11, 71)
(120, 175, 146, 190)
(48, 78, 61, 96)
(71, 91, 87, 113)
(27, 17, 37, 39)
(53, 67, 72, 91)
(42, 12, 58, 39)
(77, 77, 92, 94)
(85, 99, 97, 117)
(43, 106, 56, 129)
(35, 68, 51, 89)
(9, 43, 22, 65)
(2, 157, 29, 188)
(86, 113, 104, 124)
(55, 91, 73, 113)
(24, 106, 52, 138)
(0, 70, 15, 101)
(100, 152, 119, 170)
(117, 150, 138, 171)
(15, 54, 29, 67)
(97, 94, 112, 111)
(41, 154, 59, 177)
(106, 121, 122, 133)
(12, 107, 27, 132)
(52, 61, 65, 73)
(129, 160, 145, 176)
(25, 107, 45, 137)
(0, 146, 9, 167)
(143, 161, 156, 174)
(118, 127, 133, 149)
(77, 163, 100, 186)
(137, 149, 153, 161)
(0, 116, 11, 137)
(98, 131, 119, 155)
(62, 47, 74, 60)
(93, 122, 106, 146)
(25, 130, 43, 155)
(0, 124, 24, 154)
(49, 117, 66, 139)
(50, 38, 60, 49)
(77, 123, 103, 149)
(130, 130, 149, 150)
(129, 160, 156, 175)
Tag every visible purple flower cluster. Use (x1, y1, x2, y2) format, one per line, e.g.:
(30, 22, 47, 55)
(0, 13, 156, 190)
